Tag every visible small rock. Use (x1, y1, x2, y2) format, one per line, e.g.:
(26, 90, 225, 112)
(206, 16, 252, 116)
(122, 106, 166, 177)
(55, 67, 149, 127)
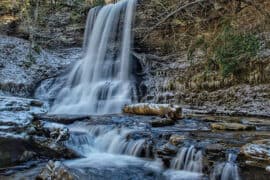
(169, 135, 185, 146)
(211, 123, 255, 131)
(157, 143, 178, 156)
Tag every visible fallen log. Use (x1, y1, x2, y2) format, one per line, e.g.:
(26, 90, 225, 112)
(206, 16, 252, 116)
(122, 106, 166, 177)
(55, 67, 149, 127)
(123, 103, 182, 120)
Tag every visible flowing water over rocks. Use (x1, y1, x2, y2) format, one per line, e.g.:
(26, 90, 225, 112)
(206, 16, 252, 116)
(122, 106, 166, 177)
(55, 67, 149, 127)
(1, 113, 270, 179)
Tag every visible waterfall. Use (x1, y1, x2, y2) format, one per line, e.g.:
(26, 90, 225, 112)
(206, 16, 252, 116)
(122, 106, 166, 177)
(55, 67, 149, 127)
(170, 146, 203, 173)
(50, 0, 137, 115)
(211, 153, 240, 180)
(65, 125, 146, 157)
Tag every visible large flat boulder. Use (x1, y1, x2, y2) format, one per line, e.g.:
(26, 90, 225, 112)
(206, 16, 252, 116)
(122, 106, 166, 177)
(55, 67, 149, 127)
(210, 122, 255, 131)
(241, 139, 270, 169)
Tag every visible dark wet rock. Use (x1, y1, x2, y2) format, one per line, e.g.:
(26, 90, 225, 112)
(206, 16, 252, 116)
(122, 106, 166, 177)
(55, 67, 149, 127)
(34, 114, 91, 125)
(204, 143, 226, 167)
(36, 160, 74, 180)
(19, 151, 37, 162)
(157, 143, 178, 156)
(240, 164, 270, 180)
(205, 144, 224, 153)
(156, 142, 179, 166)
(29, 121, 76, 159)
(211, 123, 256, 131)
(0, 138, 37, 168)
(151, 118, 175, 127)
(0, 96, 77, 169)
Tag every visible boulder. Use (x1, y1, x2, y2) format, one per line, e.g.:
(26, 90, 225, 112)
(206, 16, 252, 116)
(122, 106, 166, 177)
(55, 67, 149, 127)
(241, 139, 270, 168)
(123, 103, 182, 120)
(0, 138, 37, 168)
(157, 143, 178, 156)
(211, 123, 255, 131)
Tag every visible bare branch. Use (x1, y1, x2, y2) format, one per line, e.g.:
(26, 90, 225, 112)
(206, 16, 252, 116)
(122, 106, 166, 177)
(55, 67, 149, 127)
(141, 0, 208, 42)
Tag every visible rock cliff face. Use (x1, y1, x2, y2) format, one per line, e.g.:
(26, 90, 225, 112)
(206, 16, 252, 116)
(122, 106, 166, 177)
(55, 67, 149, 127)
(0, 0, 270, 116)
(0, 35, 80, 97)
(134, 0, 270, 116)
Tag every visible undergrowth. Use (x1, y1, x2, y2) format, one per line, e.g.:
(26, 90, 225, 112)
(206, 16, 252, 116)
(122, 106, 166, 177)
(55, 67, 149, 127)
(188, 23, 260, 77)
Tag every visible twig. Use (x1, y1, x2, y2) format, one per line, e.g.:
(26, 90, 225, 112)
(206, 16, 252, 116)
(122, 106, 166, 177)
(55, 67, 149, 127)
(141, 0, 208, 42)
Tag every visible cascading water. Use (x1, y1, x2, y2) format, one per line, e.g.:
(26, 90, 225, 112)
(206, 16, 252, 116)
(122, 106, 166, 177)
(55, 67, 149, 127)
(211, 153, 240, 180)
(64, 123, 203, 179)
(65, 125, 146, 157)
(50, 0, 137, 115)
(170, 146, 203, 173)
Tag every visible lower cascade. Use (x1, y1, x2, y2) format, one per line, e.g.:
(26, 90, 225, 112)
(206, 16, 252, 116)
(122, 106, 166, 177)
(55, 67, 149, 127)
(65, 125, 147, 157)
(170, 146, 203, 173)
(211, 153, 240, 180)
(50, 0, 137, 115)
(64, 122, 204, 180)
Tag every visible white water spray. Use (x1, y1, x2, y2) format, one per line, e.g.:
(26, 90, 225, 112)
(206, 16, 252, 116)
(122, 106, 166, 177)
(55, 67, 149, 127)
(51, 0, 137, 115)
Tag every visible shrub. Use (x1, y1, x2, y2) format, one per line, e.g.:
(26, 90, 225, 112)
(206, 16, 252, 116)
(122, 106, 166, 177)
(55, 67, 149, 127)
(211, 26, 260, 77)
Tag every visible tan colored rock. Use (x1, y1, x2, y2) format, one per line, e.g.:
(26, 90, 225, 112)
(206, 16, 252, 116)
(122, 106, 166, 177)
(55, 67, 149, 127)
(241, 139, 270, 169)
(169, 135, 185, 146)
(211, 123, 255, 131)
(123, 103, 182, 120)
(105, 0, 116, 4)
(241, 139, 270, 161)
(36, 160, 74, 180)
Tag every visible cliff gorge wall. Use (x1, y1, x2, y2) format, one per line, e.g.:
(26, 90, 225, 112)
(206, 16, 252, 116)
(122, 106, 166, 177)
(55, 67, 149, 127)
(134, 0, 270, 116)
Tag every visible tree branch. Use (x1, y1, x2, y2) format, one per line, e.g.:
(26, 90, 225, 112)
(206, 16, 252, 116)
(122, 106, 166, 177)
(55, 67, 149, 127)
(141, 0, 208, 42)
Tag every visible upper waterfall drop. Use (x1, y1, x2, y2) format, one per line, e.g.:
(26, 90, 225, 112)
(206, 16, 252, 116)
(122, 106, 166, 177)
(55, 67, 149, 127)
(50, 0, 137, 115)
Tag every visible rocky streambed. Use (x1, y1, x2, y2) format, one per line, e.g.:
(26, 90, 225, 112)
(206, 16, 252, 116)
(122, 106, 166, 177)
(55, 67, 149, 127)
(0, 97, 269, 180)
